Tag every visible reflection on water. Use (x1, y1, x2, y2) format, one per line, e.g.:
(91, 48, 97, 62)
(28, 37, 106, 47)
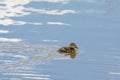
(0, 43, 75, 80)
(70, 52, 77, 59)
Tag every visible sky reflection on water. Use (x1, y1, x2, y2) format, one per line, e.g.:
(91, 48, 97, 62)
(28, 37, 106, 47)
(0, 0, 120, 80)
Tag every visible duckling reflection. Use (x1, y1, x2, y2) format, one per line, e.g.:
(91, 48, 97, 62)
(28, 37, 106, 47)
(58, 43, 78, 59)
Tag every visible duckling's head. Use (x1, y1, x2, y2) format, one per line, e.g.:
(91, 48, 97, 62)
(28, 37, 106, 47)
(69, 43, 78, 49)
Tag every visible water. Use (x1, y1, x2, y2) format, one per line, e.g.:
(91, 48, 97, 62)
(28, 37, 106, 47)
(0, 0, 120, 80)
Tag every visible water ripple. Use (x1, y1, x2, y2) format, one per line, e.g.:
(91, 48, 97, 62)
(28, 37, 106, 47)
(0, 43, 67, 80)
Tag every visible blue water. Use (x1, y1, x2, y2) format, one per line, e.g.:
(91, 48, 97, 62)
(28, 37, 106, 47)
(0, 0, 120, 80)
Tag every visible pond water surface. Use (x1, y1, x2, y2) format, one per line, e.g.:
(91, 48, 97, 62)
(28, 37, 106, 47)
(0, 0, 120, 80)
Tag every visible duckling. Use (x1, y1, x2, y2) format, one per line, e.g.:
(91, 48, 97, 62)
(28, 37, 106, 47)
(58, 43, 78, 54)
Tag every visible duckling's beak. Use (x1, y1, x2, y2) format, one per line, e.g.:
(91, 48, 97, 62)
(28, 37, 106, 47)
(75, 46, 78, 49)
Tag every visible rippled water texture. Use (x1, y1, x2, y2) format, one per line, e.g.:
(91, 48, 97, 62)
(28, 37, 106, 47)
(0, 43, 70, 80)
(0, 0, 120, 80)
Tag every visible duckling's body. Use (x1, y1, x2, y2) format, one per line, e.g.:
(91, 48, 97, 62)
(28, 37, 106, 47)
(58, 47, 72, 53)
(58, 43, 78, 55)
